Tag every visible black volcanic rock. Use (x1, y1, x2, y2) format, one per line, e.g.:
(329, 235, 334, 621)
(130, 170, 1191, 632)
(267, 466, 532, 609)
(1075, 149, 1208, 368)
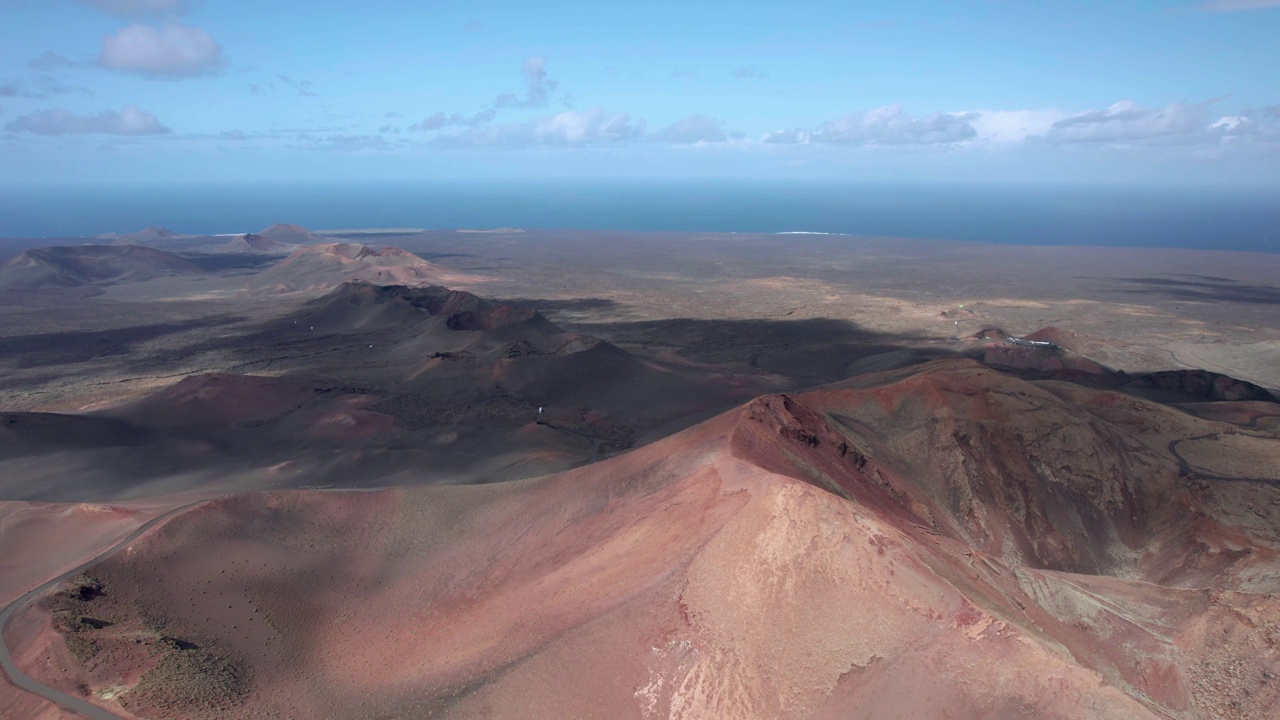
(1125, 369, 1279, 403)
(217, 233, 296, 255)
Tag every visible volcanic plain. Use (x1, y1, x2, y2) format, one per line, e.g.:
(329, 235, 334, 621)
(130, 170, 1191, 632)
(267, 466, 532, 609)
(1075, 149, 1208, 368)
(1, 225, 1279, 719)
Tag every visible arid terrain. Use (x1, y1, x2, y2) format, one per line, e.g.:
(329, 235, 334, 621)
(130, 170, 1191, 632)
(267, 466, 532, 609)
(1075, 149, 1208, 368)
(2, 225, 1279, 719)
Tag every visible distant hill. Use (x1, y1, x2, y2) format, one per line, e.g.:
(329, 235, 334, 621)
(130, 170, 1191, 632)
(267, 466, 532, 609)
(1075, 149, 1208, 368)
(257, 223, 328, 245)
(0, 244, 203, 290)
(214, 233, 298, 255)
(247, 242, 482, 293)
(98, 227, 183, 246)
(298, 281, 561, 334)
(275, 281, 697, 424)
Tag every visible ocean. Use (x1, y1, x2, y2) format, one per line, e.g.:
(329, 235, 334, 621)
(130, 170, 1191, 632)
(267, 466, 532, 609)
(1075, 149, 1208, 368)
(1, 181, 1277, 253)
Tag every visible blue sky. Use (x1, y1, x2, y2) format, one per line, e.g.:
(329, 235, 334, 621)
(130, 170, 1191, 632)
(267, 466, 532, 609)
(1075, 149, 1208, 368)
(1, 0, 1279, 185)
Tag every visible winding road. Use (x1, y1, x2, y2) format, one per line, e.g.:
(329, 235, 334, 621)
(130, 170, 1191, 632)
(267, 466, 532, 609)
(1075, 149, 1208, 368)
(0, 500, 211, 720)
(537, 420, 630, 463)
(1167, 432, 1280, 487)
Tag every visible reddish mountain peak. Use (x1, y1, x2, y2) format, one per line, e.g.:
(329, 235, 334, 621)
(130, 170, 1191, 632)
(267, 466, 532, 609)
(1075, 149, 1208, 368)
(315, 242, 366, 259)
(260, 223, 309, 234)
(126, 226, 179, 241)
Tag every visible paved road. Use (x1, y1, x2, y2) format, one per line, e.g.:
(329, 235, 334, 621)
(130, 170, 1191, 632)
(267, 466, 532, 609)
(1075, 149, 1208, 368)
(537, 420, 629, 463)
(0, 500, 210, 720)
(1167, 433, 1280, 487)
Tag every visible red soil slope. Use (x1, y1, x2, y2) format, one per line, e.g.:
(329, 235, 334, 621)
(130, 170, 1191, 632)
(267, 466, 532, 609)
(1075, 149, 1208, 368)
(9, 358, 1279, 718)
(0, 500, 174, 720)
(973, 326, 1110, 375)
(99, 374, 325, 431)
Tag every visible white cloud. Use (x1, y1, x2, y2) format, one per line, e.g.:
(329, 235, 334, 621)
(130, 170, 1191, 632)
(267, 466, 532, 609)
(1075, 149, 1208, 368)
(408, 56, 562, 133)
(531, 108, 643, 145)
(431, 108, 644, 148)
(759, 101, 1279, 150)
(4, 104, 170, 135)
(409, 108, 496, 131)
(807, 105, 979, 145)
(1043, 101, 1217, 145)
(731, 66, 767, 80)
(1197, 0, 1280, 11)
(1211, 116, 1248, 131)
(309, 134, 394, 152)
(99, 23, 226, 79)
(965, 109, 1067, 144)
(1212, 108, 1280, 143)
(654, 114, 728, 144)
(495, 56, 560, 109)
(762, 128, 808, 144)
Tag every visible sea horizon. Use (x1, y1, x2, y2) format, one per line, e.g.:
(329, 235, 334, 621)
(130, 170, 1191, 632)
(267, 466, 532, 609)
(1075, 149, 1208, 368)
(2, 179, 1277, 253)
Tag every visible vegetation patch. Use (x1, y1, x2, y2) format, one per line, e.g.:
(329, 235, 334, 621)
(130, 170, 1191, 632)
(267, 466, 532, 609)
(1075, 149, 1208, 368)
(123, 647, 251, 715)
(48, 574, 111, 661)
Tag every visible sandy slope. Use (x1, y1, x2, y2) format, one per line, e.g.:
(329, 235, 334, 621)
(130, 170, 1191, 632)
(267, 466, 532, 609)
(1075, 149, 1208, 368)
(6, 358, 1277, 718)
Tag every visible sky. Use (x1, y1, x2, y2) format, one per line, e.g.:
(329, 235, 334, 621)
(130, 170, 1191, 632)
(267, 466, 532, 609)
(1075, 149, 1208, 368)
(1, 0, 1279, 186)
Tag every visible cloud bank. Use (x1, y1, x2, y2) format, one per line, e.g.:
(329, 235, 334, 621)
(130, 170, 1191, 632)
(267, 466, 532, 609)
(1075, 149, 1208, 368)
(409, 109, 497, 132)
(4, 105, 170, 135)
(765, 105, 978, 145)
(431, 108, 644, 148)
(761, 101, 1277, 149)
(1043, 101, 1216, 145)
(654, 114, 729, 144)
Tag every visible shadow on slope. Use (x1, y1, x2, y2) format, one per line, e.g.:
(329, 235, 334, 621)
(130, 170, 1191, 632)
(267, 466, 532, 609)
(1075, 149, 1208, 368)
(178, 254, 281, 273)
(0, 315, 248, 369)
(1110, 275, 1280, 305)
(0, 245, 204, 290)
(0, 285, 951, 503)
(507, 297, 947, 382)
